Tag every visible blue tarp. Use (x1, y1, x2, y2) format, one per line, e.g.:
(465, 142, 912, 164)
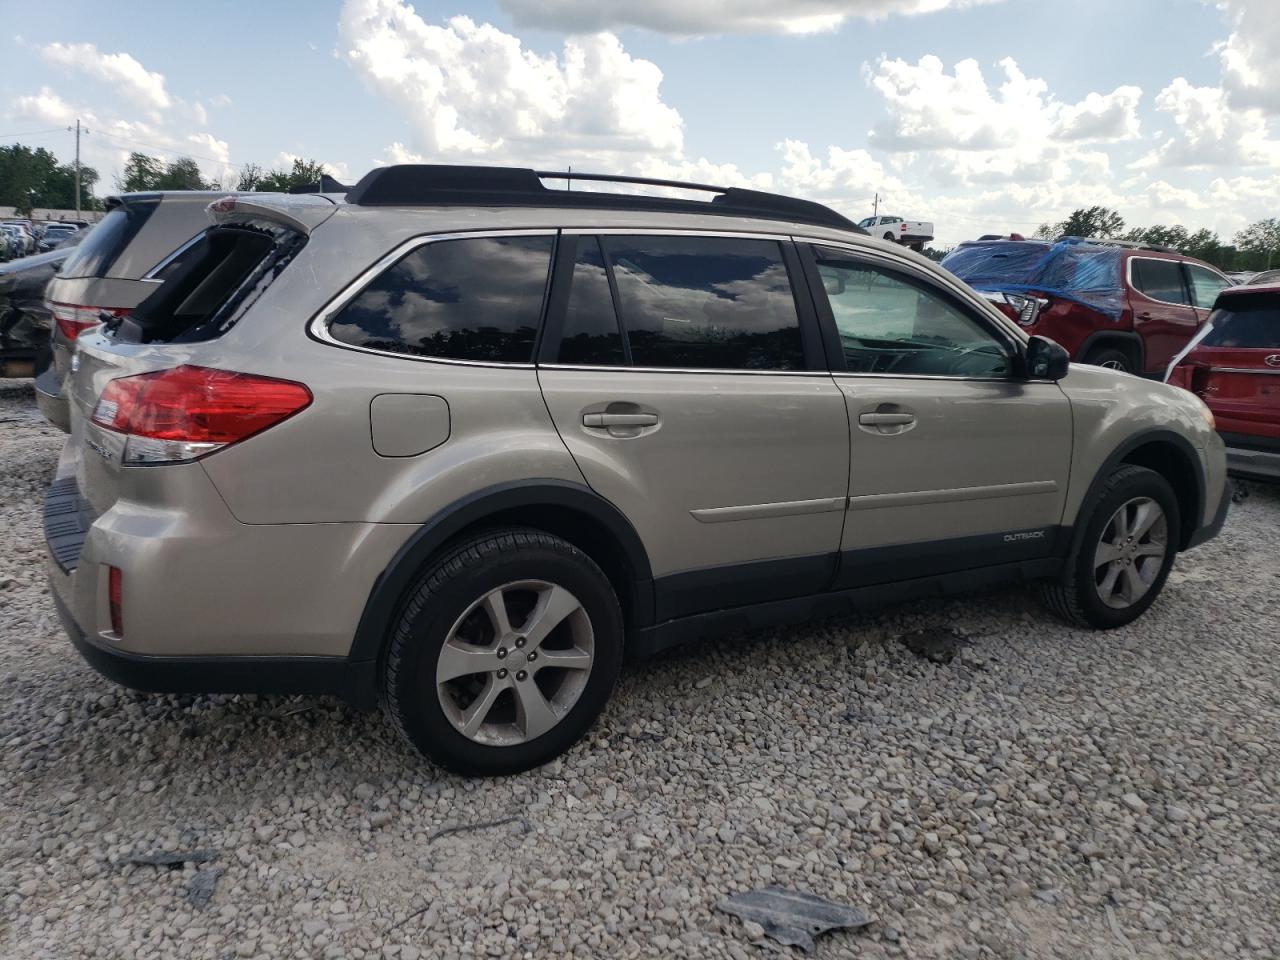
(941, 238, 1125, 320)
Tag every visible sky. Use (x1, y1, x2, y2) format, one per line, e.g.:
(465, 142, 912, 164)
(1, 0, 1277, 245)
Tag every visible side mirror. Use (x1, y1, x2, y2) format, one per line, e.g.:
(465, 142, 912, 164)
(1025, 335, 1070, 381)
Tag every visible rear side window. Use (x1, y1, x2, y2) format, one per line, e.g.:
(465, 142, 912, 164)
(126, 224, 300, 343)
(58, 203, 158, 279)
(1131, 258, 1188, 304)
(558, 237, 625, 365)
(329, 235, 554, 363)
(603, 235, 803, 370)
(1186, 263, 1230, 309)
(1201, 298, 1279, 348)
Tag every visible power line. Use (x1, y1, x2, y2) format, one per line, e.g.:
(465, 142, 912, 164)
(0, 126, 70, 140)
(93, 129, 235, 167)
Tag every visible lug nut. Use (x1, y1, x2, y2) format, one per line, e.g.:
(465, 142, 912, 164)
(514, 637, 526, 648)
(527, 651, 537, 662)
(497, 647, 507, 659)
(496, 668, 508, 679)
(516, 670, 528, 681)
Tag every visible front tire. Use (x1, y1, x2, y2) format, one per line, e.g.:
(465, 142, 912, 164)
(1083, 346, 1134, 373)
(382, 529, 624, 775)
(1041, 465, 1180, 628)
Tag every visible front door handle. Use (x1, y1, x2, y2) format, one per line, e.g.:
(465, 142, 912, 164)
(858, 412, 915, 427)
(583, 412, 659, 428)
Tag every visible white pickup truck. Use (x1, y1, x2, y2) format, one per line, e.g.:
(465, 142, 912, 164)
(857, 215, 934, 250)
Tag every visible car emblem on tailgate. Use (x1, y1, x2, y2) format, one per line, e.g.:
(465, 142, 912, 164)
(1266, 355, 1280, 367)
(84, 434, 113, 462)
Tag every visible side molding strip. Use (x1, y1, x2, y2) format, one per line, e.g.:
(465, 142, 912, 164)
(847, 480, 1058, 511)
(690, 496, 847, 523)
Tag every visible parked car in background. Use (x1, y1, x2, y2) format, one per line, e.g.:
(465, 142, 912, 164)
(37, 191, 237, 430)
(1226, 271, 1257, 285)
(1245, 268, 1280, 286)
(2, 221, 37, 257)
(1166, 283, 1280, 481)
(46, 164, 1227, 775)
(37, 222, 82, 252)
(0, 243, 81, 377)
(0, 224, 22, 261)
(857, 214, 934, 250)
(941, 236, 1232, 376)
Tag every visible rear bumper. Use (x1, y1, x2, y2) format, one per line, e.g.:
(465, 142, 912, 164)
(1221, 432, 1280, 482)
(52, 588, 377, 708)
(34, 365, 69, 432)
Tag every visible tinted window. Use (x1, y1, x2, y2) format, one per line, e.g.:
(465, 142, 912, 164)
(1132, 258, 1188, 304)
(1187, 264, 1230, 309)
(57, 203, 157, 279)
(603, 235, 803, 370)
(148, 233, 207, 282)
(329, 235, 554, 363)
(815, 254, 1009, 377)
(1201, 298, 1279, 348)
(558, 237, 624, 365)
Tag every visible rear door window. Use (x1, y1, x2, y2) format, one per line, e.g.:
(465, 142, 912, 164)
(1131, 258, 1189, 304)
(1186, 263, 1231, 309)
(602, 235, 804, 370)
(328, 235, 554, 363)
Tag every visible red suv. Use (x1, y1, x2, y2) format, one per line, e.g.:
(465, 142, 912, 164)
(1167, 283, 1280, 481)
(942, 237, 1232, 376)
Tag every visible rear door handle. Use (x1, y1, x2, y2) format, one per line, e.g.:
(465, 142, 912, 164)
(858, 412, 915, 426)
(583, 412, 659, 427)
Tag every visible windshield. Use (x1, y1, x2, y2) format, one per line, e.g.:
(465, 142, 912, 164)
(857, 217, 875, 228)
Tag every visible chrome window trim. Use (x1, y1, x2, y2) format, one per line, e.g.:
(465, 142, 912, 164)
(1208, 366, 1280, 376)
(141, 231, 206, 282)
(307, 228, 557, 369)
(1125, 255, 1228, 309)
(539, 363, 831, 377)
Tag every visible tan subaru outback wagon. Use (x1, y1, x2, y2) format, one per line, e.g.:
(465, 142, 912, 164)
(44, 166, 1229, 774)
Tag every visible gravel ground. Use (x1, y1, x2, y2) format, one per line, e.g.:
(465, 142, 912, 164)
(1, 378, 1277, 959)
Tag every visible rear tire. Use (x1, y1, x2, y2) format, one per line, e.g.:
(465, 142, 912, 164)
(1040, 465, 1179, 628)
(883, 232, 896, 243)
(382, 528, 623, 775)
(1083, 346, 1134, 373)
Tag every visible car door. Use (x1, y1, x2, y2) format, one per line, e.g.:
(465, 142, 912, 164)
(537, 232, 850, 621)
(1129, 256, 1200, 372)
(799, 242, 1073, 589)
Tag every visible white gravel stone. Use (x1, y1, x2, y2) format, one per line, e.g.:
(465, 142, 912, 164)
(1, 381, 1277, 959)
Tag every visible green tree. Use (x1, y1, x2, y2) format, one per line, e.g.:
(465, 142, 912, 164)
(236, 162, 264, 191)
(1235, 218, 1280, 269)
(1059, 206, 1125, 239)
(117, 152, 165, 191)
(1033, 223, 1056, 240)
(251, 157, 330, 192)
(155, 157, 216, 190)
(0, 144, 60, 213)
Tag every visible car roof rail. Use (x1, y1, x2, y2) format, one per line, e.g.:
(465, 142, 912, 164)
(288, 174, 351, 195)
(1057, 235, 1179, 254)
(343, 164, 865, 233)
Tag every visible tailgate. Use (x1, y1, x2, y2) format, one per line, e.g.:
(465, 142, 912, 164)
(1197, 346, 1280, 432)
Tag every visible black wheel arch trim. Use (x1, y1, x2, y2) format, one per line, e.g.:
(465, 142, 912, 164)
(1068, 428, 1206, 556)
(346, 480, 654, 665)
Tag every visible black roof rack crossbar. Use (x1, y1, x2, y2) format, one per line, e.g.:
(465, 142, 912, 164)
(344, 164, 863, 233)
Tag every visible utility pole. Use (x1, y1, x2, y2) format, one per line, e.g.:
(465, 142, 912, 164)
(872, 192, 880, 219)
(68, 119, 89, 218)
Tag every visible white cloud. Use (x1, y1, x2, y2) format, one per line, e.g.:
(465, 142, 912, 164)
(39, 42, 171, 110)
(1216, 0, 1280, 114)
(337, 1, 683, 165)
(498, 0, 1004, 36)
(866, 56, 1141, 153)
(11, 86, 80, 126)
(208, 93, 232, 108)
(1137, 77, 1280, 168)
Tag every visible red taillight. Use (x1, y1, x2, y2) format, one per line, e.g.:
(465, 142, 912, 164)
(91, 365, 312, 464)
(49, 302, 130, 341)
(108, 566, 123, 635)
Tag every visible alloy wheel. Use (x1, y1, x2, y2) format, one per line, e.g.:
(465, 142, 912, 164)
(436, 580, 594, 746)
(1092, 496, 1168, 609)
